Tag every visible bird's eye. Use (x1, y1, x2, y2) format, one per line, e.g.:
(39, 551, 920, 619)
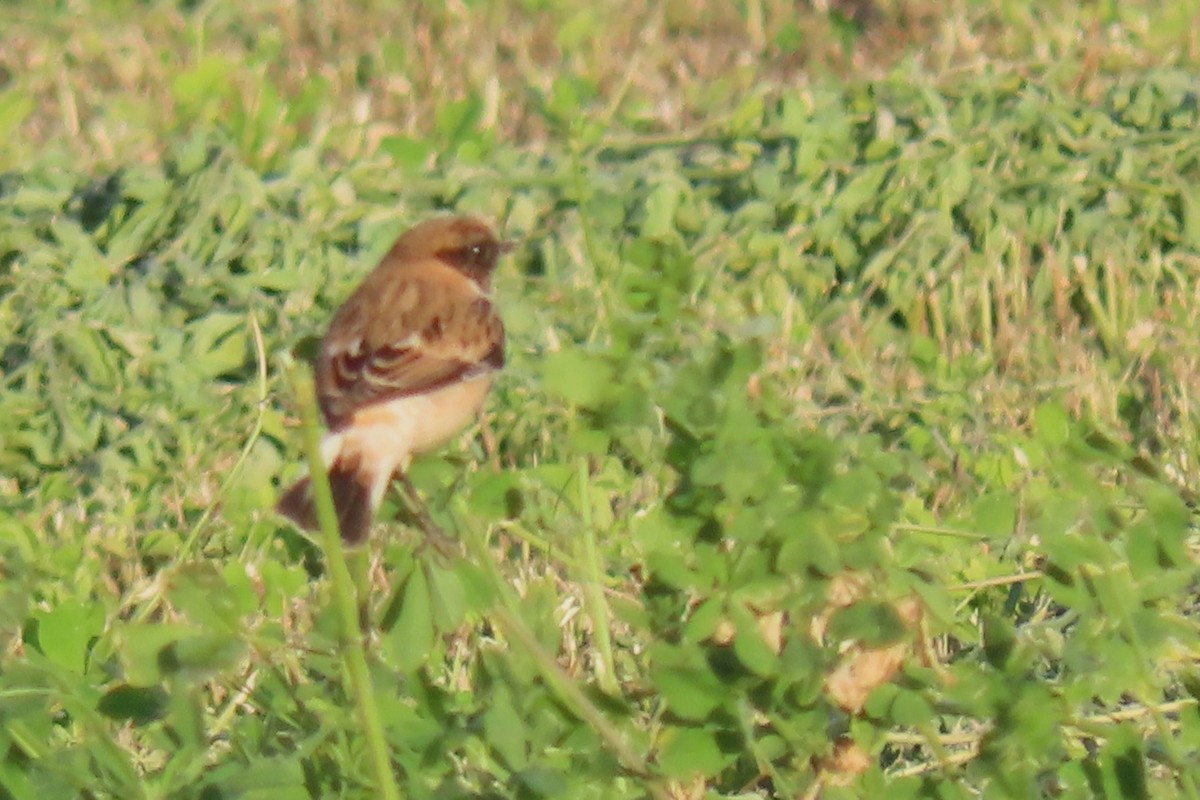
(440, 240, 497, 272)
(469, 242, 497, 266)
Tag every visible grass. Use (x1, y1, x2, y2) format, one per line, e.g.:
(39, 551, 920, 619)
(3, 0, 1200, 797)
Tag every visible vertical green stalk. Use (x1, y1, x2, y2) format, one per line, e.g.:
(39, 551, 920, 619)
(576, 457, 619, 695)
(286, 360, 402, 800)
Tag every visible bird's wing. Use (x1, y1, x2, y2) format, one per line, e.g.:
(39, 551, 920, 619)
(316, 271, 504, 429)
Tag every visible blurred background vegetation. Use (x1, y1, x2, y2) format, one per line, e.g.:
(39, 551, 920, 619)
(2, 1, 1200, 798)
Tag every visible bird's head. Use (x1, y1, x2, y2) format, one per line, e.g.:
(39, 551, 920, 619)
(390, 216, 514, 287)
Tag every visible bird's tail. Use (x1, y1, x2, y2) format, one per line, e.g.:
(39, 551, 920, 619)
(276, 438, 381, 545)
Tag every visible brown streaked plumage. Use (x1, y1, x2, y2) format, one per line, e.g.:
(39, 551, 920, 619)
(277, 216, 510, 544)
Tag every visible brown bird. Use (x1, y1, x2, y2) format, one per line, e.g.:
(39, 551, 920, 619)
(277, 215, 510, 544)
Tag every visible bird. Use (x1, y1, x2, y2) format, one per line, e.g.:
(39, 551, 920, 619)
(276, 215, 510, 545)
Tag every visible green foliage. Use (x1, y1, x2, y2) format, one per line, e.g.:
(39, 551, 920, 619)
(3, 1, 1200, 798)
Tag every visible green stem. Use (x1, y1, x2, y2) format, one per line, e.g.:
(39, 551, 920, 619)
(286, 360, 402, 800)
(576, 458, 619, 695)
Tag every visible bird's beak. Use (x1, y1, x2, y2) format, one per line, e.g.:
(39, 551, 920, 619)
(499, 240, 518, 254)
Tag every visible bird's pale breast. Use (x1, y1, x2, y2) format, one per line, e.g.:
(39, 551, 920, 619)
(346, 375, 493, 469)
